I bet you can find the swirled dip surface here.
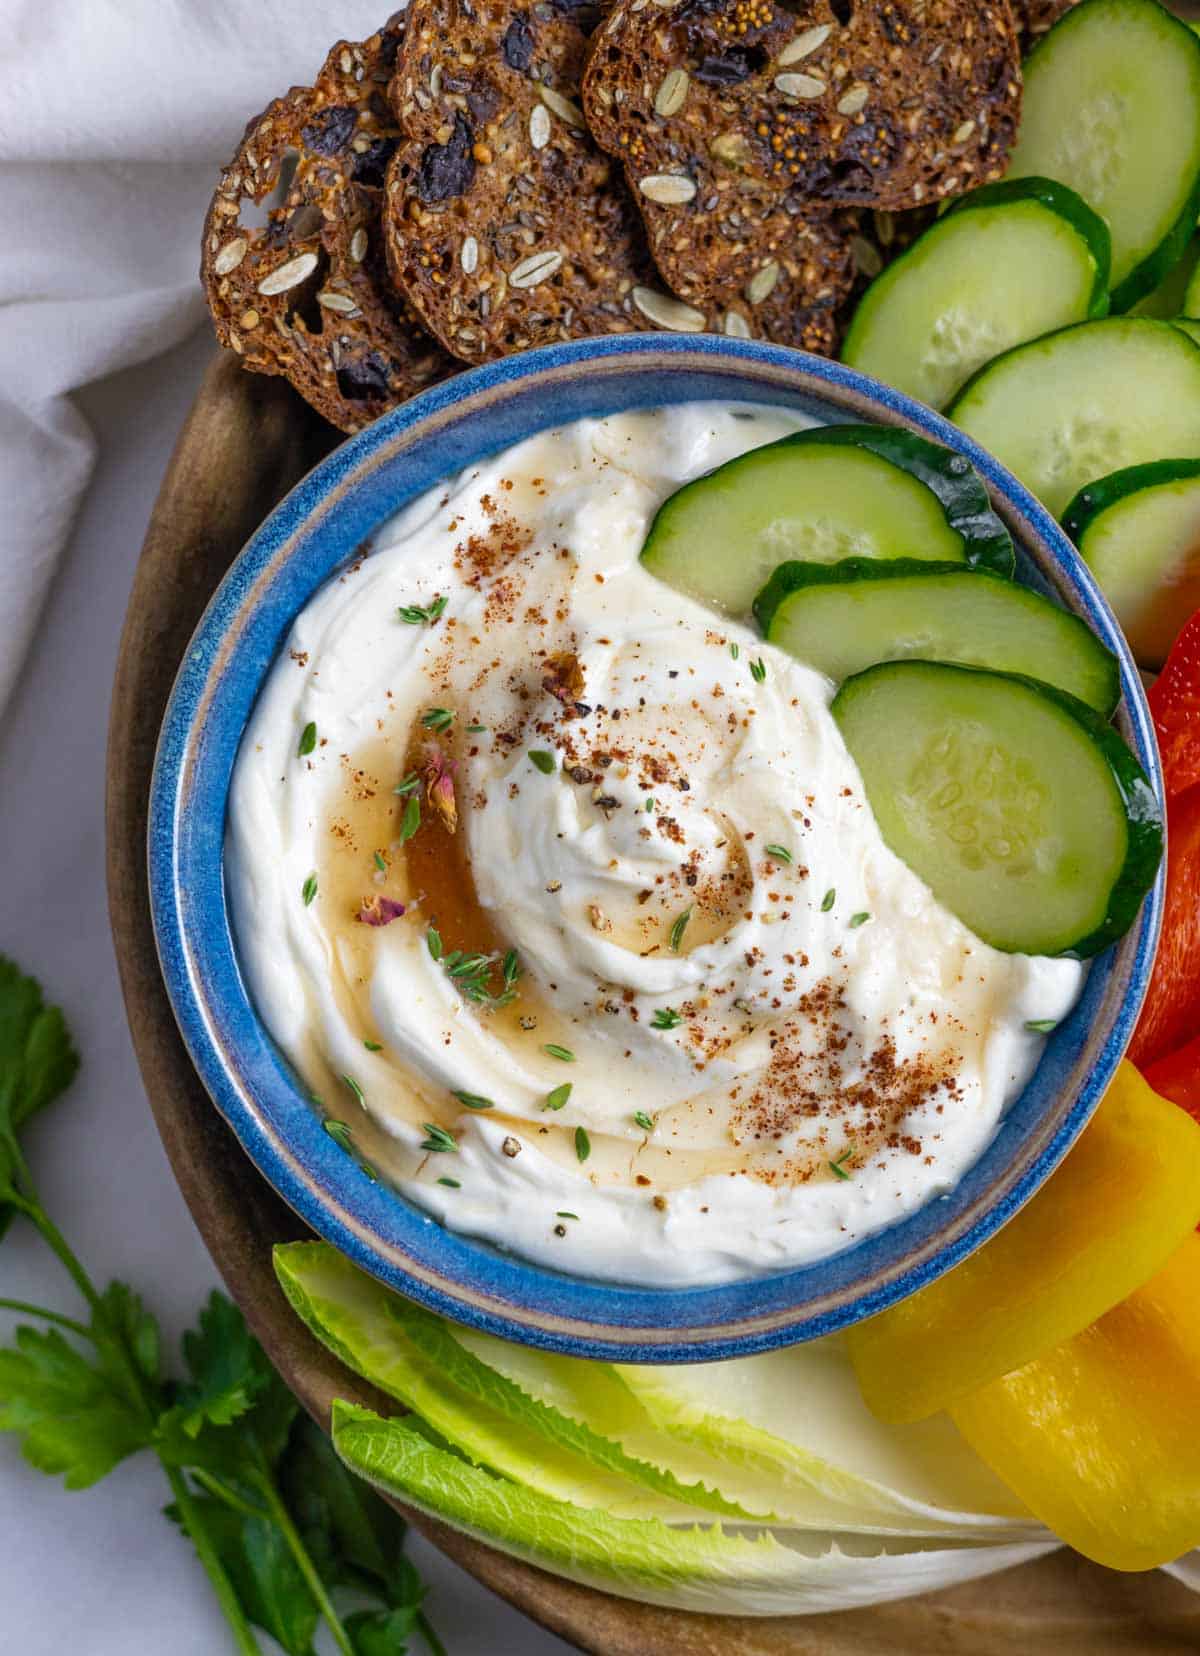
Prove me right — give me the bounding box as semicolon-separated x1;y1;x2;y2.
228;404;1083;1284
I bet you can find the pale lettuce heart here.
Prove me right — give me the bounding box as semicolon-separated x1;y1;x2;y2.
333;1401;1054;1617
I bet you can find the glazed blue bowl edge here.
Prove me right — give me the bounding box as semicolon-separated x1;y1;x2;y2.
148;334;1164;1363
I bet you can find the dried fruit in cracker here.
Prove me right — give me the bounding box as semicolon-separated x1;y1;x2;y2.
202;17;453;433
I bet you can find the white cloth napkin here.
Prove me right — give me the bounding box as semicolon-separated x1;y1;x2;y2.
0;0;390;720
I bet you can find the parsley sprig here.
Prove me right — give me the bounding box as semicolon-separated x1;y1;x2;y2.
0;957;444;1656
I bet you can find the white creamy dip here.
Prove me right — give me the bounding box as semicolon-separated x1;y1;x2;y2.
228;403;1084;1284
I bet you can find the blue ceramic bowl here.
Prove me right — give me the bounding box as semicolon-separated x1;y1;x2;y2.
150;335;1163;1362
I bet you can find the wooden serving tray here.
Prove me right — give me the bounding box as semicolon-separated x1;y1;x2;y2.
106;351;1200;1654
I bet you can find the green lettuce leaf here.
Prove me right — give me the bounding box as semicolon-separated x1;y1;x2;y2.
275;1241;746;1522
333;1401;1054;1616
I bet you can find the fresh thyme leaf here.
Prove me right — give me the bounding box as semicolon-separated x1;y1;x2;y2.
829;1147;854;1181
363;1040;383;1052
372;851;386;874
420;1124;457;1154
399;793;421;843
544;1083;572;1111
750;657;767;684
466;724;488;734
393;772;420;796
848;911;871;929
437;1177;461;1189
502;949;521;986
644;797;655;813
1025;1018;1059;1033
301;873;318;907
360;1162;378;1184
669;908;692;952
297;721;317;758
323;1119;354;1152
650;1007;681;1031
420;707;454;733
426;927;443;962
542;1043;575;1063
452;1090;495;1111
820;888;836;912
574;1126;591;1163
528;750;556;774
729;642;739;660
556;1211;579;1220
764;844;792;865
633;1111;655;1132
341;1075;366;1108
398;595;448;626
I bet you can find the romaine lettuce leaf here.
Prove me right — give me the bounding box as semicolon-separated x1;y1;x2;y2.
275;1242;747;1521
332;1401;1054;1616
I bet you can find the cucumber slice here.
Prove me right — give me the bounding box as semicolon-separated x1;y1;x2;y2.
1063;460;1200;668
1185;243;1200;318
832;661;1161;957
841;178;1110;410
948;318;1200;518
1007;0;1200;311
640;425;1014;616
1132;233;1200;320
757;560;1120;715
1174;317;1200;347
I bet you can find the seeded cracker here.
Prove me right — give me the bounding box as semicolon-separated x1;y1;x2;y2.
383;0;657;361
202;19;453;433
1012;0;1079;46
583;0;1023;247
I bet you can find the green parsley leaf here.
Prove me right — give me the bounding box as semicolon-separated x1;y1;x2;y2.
297;721;317;757
542;1044;575;1063
528;750;556;774
171;1291;270;1438
420;1124;457;1154
0;1321;151;1488
764;844;792;865
574;1126;591;1164
669;908;692;952
633;1111;654;1132
544;1083;572;1110
650;1007;681;1031
820;887;836;912
452;1090;494;1111
177;1498;319;1656
0;956;80;1231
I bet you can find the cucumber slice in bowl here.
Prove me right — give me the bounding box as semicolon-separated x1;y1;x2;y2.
756;560;1120;715
1007;0;1200;311
842;178;1111;410
832;662;1162;958
640;426;1014;616
948;318;1200;518
1063;459;1200;668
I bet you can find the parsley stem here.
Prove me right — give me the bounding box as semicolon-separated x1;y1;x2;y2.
417;1608;450;1656
190;1466;269;1521
0;1296;92;1338
168;1466;265;1656
253;1466;357;1656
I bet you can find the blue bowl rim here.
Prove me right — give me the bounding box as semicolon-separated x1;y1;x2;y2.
148;332;1163;1362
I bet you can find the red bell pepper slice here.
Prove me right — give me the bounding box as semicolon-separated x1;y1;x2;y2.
1129;783;1200;1071
1148;607;1200;799
1144;1033;1200;1125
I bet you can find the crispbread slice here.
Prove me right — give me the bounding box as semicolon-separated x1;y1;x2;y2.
382;0;655;361
202;18;452;433
632;182;858;350
583;0;1022;220
1013;0;1079;45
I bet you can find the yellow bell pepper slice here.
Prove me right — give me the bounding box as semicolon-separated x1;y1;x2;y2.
847;1063;1200;1422
951;1232;1200;1571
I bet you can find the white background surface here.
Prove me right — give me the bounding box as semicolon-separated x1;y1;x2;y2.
0;329;571;1656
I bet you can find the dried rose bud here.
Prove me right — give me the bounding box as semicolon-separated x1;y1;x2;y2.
542;650;586;713
358;895;407;927
423;741;458;833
